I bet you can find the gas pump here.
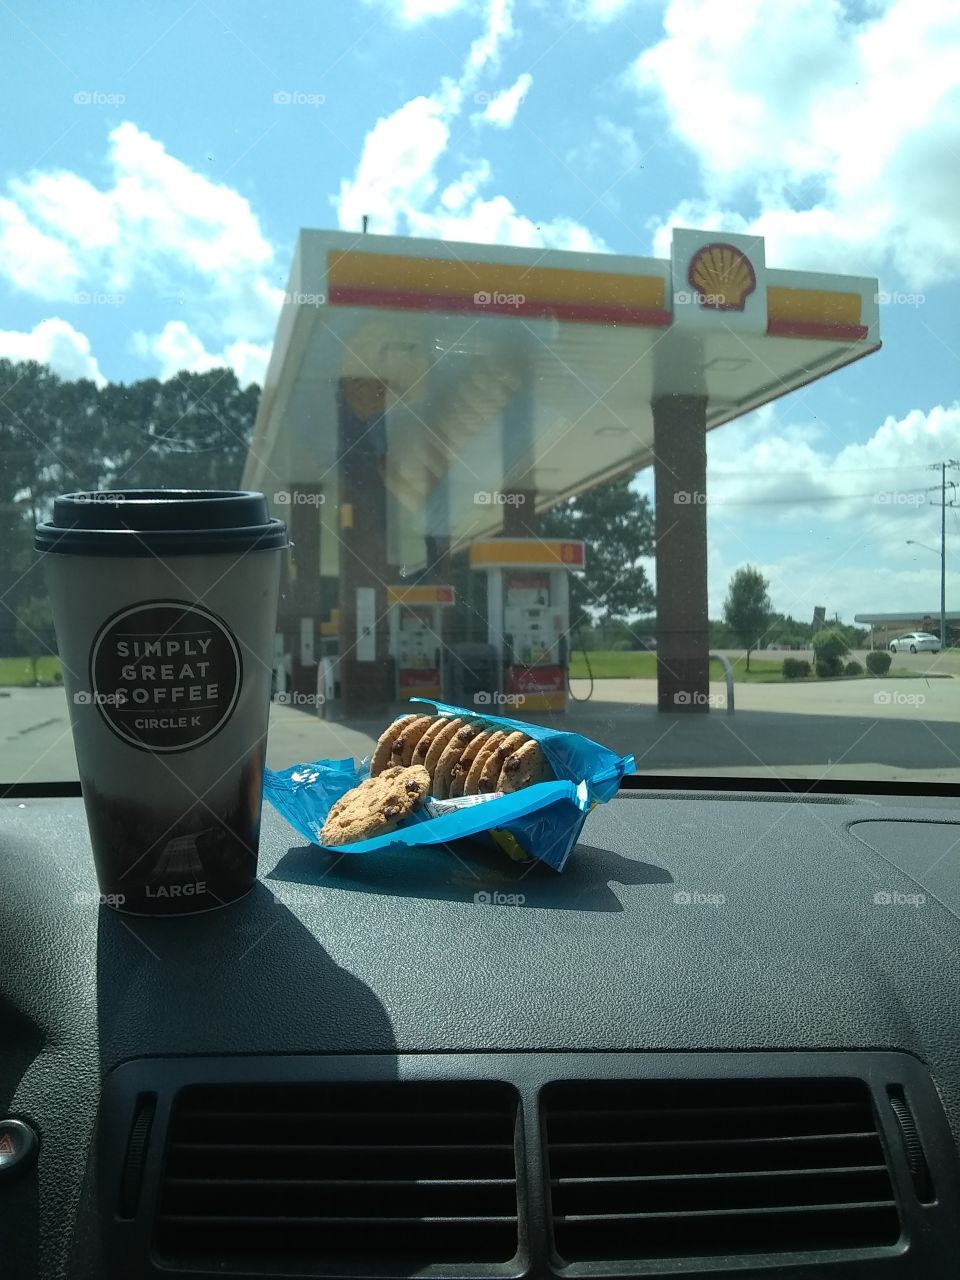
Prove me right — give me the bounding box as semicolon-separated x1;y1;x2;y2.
272;632;292;700
468;538;586;712
386;584;455;700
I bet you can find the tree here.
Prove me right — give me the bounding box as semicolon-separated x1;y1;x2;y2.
102;368;258;491
0;359;96;636
722;566;771;671
14;595;56;684
0;359;261;657
539;474;655;629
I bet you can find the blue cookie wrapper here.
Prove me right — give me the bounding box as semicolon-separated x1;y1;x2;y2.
262;698;635;872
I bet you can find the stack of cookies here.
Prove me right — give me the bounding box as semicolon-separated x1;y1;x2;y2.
317;712;552;848
369;712;550;798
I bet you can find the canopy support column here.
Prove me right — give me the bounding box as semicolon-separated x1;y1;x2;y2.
336;377;392;715
653;393;710;713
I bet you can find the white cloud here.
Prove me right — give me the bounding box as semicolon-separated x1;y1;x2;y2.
439;163;492;211
364;0;471;22
0;122;284;381
633;0;960;284
476;72;532;127
707;399;960;518
0;318;105;385
132;321;270;386
0;199;82;298
4;124;280;319
411;194;607;249
464;0;514;78
337;95;454;235
338;1;606;251
340;94;607;247
565;0;647;21
700;399;960;617
567;117;640;172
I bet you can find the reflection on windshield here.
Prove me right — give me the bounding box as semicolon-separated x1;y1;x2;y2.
2;0;959;786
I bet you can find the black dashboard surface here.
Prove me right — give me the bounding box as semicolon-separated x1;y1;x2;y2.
2;788;960;1278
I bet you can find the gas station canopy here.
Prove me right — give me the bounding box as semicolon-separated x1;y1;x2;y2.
244;226;880;570
244;226;880;715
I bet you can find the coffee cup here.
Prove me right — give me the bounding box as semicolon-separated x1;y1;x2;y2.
35;490;288;915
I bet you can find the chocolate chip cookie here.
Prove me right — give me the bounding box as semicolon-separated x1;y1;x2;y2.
432;721;484;798
369;715;420;776
422;717;468;778
461;729;507;795
496;739;551;793
410;714;455;767
319;764;430;846
397;714;438;765
448;727;497;797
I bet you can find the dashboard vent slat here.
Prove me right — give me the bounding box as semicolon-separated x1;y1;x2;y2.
543;1078;901;1263
156;1081;519;1272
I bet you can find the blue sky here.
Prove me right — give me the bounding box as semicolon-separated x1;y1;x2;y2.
1;0;959;619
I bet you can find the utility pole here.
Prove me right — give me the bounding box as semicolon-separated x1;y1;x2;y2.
922;460;959;651
941;462;947;651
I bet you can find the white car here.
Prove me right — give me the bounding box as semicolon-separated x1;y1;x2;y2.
889;632;940;654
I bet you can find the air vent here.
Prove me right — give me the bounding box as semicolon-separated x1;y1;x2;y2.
155;1080;519;1273
543;1077;901;1264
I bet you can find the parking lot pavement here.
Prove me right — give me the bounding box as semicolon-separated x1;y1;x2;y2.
3;674;959;785
0;687;76;785
567;674;960;721
0;687;384;786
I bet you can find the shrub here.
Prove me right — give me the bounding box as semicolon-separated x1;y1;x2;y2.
844;660;864;677
782;657;811;679
812;628;850;667
866;650;892;676
815;658;843;678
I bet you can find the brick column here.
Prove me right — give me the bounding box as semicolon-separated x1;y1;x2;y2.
653;393;710;712
337;377;392;714
500;383;535;536
285;482;323;698
501;490;537;536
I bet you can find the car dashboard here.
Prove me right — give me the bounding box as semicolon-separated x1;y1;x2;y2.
1;784;960;1279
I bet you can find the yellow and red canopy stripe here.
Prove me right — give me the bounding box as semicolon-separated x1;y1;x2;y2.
386;585;456;606
766;286;867;341
327;251;870;342
469;539;585;569
327;251;671;328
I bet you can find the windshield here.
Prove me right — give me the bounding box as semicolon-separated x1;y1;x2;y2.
2;0;958;787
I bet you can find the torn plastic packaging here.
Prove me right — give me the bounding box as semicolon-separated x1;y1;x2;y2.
262;699;635;871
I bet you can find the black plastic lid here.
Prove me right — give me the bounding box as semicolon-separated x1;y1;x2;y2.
35;490;288;557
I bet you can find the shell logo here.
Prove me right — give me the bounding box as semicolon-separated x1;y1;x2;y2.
687;243;757;312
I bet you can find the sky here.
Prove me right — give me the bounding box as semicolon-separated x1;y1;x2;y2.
1;0;959;621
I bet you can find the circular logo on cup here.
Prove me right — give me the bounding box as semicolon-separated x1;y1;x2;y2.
89;600;243;753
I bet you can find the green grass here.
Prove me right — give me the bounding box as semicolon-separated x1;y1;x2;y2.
0;656;62;686
0;649;935;687
568;650;924;683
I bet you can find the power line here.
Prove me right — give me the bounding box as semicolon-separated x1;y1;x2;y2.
707;463;956;479
704;489;930;506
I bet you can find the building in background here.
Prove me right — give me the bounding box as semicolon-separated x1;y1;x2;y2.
855;613;960;649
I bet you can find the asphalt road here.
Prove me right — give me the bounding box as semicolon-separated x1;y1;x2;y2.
3;663;959;785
